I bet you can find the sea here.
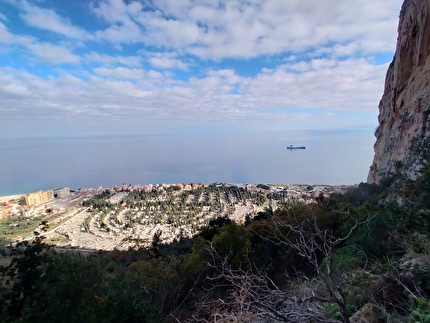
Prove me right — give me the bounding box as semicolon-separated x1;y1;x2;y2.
0;129;375;196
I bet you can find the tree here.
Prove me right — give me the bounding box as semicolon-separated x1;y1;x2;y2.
185;242;339;322
186;206;370;322
268;208;365;323
0;236;53;320
151;229;163;256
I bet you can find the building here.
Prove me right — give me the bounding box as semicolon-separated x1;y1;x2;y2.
53;187;70;199
25;190;54;207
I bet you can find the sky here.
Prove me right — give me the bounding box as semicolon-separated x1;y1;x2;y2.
0;0;404;138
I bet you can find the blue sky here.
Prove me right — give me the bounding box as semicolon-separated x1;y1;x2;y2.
0;0;403;137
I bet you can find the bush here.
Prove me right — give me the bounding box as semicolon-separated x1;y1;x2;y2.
410;297;430;323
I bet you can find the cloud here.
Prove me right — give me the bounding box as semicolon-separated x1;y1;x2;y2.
92;66;174;91
91;0;146;43
0;21;33;45
0;0;403;136
147;52;189;70
93;66;146;80
90;0;143;23
94;19;143;44
140;15;202;49
0;20;80;65
0;54;386;129
88;0;402;60
11;0;91;40
29;42;81;64
239;58;388;111
85;52;142;67
1;0;403;62
0;70;31;98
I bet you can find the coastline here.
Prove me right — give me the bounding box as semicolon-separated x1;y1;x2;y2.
0;194;24;203
0;182;353;204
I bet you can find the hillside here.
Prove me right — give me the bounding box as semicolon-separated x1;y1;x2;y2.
2;178;430;322
2;0;430;322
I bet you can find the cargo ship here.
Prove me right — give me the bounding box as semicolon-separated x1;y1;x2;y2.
287;145;306;149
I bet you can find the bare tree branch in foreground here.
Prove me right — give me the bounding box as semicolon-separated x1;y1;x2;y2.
184;242;339;322
267;209;372;323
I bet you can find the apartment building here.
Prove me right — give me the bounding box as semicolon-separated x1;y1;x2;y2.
25;190;54;207
54;187;70;199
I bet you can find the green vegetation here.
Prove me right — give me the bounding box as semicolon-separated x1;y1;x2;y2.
0;216;42;241
2;149;430;321
411;297;430;322
77;184;290;240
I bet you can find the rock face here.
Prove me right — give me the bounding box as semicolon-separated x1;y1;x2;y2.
368;0;430;183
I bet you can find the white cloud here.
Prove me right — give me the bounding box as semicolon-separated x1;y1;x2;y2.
93;66;145;80
0;20;80;65
147;52;188;70
79;0;403;62
29;42;80;64
92;66;175;91
90;0;143;23
1;0;403;61
238;58;388;111
140;16;202;48
315;43;361;58
94;19;143;44
0;71;31;98
0;0;403;136
0;21;32;45
88;0;401;59
0;54;387;130
85;52;142;67
13;0;91;40
91;0;146;43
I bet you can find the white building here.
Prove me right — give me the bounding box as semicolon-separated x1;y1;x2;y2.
54;187;70;199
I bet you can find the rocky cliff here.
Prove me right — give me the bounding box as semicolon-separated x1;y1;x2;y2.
368;0;430;184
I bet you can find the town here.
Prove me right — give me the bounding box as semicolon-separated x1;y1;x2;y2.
0;183;349;250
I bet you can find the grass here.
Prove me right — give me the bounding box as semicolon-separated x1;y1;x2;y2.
0;216;42;241
46;235;70;244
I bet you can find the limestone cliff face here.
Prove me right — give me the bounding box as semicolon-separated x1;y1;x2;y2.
368;0;430;183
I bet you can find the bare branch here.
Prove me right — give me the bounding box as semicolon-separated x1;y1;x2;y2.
184;242;340;322
254;206;373;323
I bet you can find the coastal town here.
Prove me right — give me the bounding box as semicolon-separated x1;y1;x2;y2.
0;183;349;251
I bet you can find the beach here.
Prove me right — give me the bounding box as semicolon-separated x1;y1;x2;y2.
0;194;23;203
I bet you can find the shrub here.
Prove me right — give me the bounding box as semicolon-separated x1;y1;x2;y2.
410;297;430;323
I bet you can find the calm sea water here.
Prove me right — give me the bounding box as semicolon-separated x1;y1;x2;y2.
0;130;375;195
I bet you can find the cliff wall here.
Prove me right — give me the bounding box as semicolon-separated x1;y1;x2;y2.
368;0;430;183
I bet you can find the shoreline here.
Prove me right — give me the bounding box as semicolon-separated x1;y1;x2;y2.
0;182;355;205
0;194;24;203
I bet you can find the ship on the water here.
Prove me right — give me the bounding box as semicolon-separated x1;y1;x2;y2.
287;145;306;150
